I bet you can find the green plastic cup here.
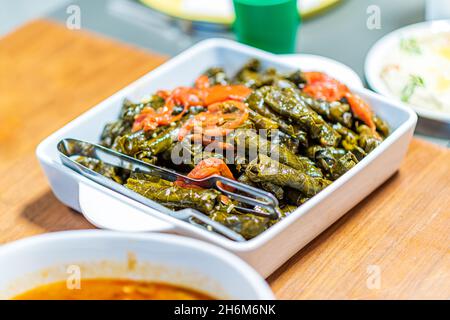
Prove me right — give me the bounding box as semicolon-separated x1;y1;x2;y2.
233;0;300;54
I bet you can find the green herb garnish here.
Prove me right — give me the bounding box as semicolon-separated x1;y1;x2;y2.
401;75;425;102
400;38;422;55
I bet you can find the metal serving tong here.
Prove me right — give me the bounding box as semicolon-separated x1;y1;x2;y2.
57;138;280;242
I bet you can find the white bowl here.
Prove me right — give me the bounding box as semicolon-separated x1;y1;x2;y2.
0;230;274;300
365;19;450;124
36;38;417;277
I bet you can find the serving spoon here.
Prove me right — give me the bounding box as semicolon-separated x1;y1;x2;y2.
57;138;280;242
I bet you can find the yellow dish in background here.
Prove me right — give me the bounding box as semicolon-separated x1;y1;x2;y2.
139;0;341;25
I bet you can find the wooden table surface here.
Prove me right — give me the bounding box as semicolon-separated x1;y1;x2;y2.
1;20;449;299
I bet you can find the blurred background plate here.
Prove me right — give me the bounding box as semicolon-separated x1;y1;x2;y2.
139;0;341;25
365;19;450;141
365;20;450;125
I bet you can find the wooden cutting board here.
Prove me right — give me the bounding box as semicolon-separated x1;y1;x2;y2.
0;20;449;299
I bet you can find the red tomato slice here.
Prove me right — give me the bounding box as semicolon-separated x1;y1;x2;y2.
204;85;252;105
195;75;210;90
133;83;252;133
178;100;248;141
175;158;235;192
344;93;376;131
303;71;376;131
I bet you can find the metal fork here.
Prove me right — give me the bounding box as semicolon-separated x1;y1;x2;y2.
57;139;280;241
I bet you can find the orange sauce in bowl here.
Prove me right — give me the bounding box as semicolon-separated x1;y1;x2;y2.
13;279;214;300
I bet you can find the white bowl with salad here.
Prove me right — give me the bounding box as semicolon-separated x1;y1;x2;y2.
365;20;450;124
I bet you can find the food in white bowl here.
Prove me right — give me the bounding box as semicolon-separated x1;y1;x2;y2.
380;32;450;115
68;58;391;241
13;279;212;300
366;20;450;123
37;39;417;276
0;231;274;300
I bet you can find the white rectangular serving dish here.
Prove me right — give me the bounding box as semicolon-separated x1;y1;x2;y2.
36;39;417;277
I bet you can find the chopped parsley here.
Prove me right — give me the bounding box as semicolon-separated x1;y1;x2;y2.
400;38;422;55
401;75;425;102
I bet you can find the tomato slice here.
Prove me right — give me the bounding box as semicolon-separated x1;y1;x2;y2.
178;100;249;142
303;71;376;131
132;81;252;133
344;93;376;131
204;85;252;105
175;158;235;192
187;158;235;180
303;71;348;102
195;75;210;90
132;87;202;132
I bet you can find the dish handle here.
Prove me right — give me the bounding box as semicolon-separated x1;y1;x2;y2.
78;182;175;233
